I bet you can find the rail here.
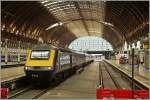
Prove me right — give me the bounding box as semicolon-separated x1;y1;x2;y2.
98;61;104;88
8;86;33;99
104;60;149;90
103;62;122;89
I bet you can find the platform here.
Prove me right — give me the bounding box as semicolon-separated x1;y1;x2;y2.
1;66;25;83
105;60;149;89
110;59;148;79
1;62;25;68
39;62;99;99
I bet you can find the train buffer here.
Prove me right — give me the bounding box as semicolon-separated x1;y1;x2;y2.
96;88;149;99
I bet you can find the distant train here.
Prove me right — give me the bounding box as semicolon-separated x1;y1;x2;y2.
24;44;93;81
1;47;26;63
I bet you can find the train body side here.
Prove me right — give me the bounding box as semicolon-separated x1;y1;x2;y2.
54;49;86;74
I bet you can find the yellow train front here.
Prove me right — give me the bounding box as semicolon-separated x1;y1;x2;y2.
24;44;86;81
25;44;57;80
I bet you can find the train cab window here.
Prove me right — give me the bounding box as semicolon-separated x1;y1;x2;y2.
30;51;50;60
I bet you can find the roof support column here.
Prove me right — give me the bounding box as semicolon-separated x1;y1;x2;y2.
4;39;8;64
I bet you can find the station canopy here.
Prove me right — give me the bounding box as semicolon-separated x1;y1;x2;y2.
1;1;149;49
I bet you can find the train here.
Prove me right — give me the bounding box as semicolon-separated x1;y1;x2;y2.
24;43;93;81
116;50;129;64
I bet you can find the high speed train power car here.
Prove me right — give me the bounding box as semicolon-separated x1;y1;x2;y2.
24;43;92;81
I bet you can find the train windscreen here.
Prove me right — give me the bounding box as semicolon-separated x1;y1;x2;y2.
31;51;50;60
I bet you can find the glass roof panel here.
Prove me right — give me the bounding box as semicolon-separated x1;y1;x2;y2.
68;36;113;51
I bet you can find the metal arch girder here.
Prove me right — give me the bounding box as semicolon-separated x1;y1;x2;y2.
73;1;91;36
2;1;59;44
63;18;122;37
62;18;123;45
104;1;149;46
45;19;122;47
127;23;149;44
102;34;119;49
44;19;79;48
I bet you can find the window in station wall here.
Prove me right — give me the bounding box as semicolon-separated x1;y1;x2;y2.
68;36;113;51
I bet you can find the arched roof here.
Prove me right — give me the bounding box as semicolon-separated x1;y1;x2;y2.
1;1;149;49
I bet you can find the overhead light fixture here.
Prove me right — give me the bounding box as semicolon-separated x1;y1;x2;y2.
103;22;114;27
88;31;101;33
16;30;19;35
43;1;58;6
38;37;44;43
2;25;5;30
59;22;63;26
41;0;48;4
46;22;63;30
99;21;114;27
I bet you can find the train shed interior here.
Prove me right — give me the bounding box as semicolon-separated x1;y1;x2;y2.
1;1;149;48
1;0;149;99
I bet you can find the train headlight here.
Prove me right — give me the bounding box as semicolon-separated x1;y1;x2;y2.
25;66;32;70
25;67;28;70
48;67;51;70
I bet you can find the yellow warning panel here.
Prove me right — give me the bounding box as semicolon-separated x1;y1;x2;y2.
25;49;56;67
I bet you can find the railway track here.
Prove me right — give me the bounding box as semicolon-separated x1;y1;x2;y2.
9;86;52;99
8;69;76;99
99;61;131;89
8;86;33;99
104;62;131;89
8;79;63;99
105;61;149;90
99;61;116;89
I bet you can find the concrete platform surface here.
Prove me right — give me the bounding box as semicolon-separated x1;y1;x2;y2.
1;61;25;66
39;62;99;99
110;59;148;79
1;66;25;82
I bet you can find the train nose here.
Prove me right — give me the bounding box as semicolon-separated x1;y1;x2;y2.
32;74;38;77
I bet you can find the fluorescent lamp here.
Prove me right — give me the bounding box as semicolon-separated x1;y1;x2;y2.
46;22;63;30
44;1;58;6
41;0;48;4
99;21;114;27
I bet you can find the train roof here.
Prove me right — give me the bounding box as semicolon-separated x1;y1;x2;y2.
32;43;57;50
31;43;85;55
59;47;85;55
